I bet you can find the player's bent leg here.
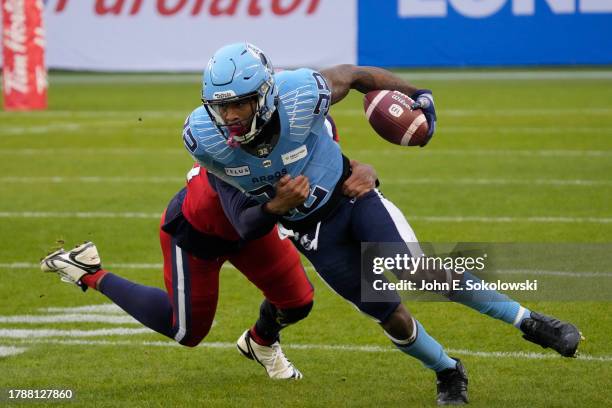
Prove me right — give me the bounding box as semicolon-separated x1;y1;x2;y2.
352;190;582;358
41;241;177;340
160;227;222;347
297;193;467;404
230;227;313;379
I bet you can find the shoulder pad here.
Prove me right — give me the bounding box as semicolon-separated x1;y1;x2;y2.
276;69;331;139
183;106;233;163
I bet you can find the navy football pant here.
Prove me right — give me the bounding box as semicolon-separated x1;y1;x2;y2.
99;215;314;347
289;189;417;323
158;224;314;346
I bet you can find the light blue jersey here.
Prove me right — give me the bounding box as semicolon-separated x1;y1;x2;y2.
184;69;344;223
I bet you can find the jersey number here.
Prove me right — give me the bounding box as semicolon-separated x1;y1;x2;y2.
183;127;197;153
296;185;329;215
312;72;331;116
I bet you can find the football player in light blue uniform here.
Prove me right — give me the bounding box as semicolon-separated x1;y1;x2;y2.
184;43;582;405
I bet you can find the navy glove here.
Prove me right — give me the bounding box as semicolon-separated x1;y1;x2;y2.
410;89;436;146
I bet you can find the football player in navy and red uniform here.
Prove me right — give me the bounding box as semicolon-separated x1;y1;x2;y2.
40;118;378;380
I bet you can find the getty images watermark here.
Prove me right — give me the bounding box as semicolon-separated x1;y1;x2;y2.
371;253;538;292
360;243;612;302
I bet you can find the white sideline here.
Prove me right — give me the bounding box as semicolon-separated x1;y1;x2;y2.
2;176;610;187
0;346;28;357
0;212;611;223
1;338;610;363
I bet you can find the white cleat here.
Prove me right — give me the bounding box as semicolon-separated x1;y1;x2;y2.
40;241;102;288
236;330;303;380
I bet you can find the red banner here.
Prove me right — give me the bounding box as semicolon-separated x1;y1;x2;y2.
2;0;47;111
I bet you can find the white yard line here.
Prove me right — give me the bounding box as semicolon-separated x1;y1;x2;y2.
351;149;612;158
1;212;609;223
0;176;184;184
2;338;609;362
4;262;610;279
1;176;610;187
0;211;161;219
0;328;153;338
338;126;612;135
497;269;612;278
0;147;610;158
41;304;125;314
332;107;612;117
0;148;184;155
0;346;28;357
0;314;140;324
408;215;612;224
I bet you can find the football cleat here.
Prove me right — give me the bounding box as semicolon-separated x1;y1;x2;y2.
236;330;302;380
40;242;102;290
436;358;468;406
520;312;583;357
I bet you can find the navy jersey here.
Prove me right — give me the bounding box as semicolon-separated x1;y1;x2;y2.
184;69;345;224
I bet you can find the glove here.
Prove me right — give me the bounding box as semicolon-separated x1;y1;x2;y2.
410;89;436;146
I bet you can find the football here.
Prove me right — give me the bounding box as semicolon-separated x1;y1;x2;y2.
364;90;429;146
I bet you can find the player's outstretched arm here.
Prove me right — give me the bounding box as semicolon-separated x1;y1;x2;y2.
320;64;418;105
320;65;436;142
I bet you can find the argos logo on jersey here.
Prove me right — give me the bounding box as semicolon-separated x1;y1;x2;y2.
252;168;288;183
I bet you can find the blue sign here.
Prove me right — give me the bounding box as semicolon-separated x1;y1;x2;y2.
358;0;612;66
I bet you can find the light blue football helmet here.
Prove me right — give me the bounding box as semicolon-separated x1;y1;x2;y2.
202;42;278;144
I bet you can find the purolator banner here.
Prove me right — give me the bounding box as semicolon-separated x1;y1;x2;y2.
37;0;357;71
2;0;47;110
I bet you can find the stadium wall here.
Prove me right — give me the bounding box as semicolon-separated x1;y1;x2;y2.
1;0;611;70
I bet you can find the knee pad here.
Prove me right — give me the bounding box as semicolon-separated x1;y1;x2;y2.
277;301;313;326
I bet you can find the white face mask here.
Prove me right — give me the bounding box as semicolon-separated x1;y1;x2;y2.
204;81;274;145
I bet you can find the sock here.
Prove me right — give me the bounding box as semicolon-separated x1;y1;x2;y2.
80;269;108;289
98;273;174;338
252;299;282;345
449;272;531;328
250;325;275;346
390;319;457;372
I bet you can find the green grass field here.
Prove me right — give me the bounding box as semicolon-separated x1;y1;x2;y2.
1;70;611;407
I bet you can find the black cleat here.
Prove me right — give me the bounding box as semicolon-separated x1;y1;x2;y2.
436;358;468;406
520;312;583;357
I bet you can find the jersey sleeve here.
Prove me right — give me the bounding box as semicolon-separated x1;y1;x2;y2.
207;173;280;241
277;68;332;142
182;107;232;168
